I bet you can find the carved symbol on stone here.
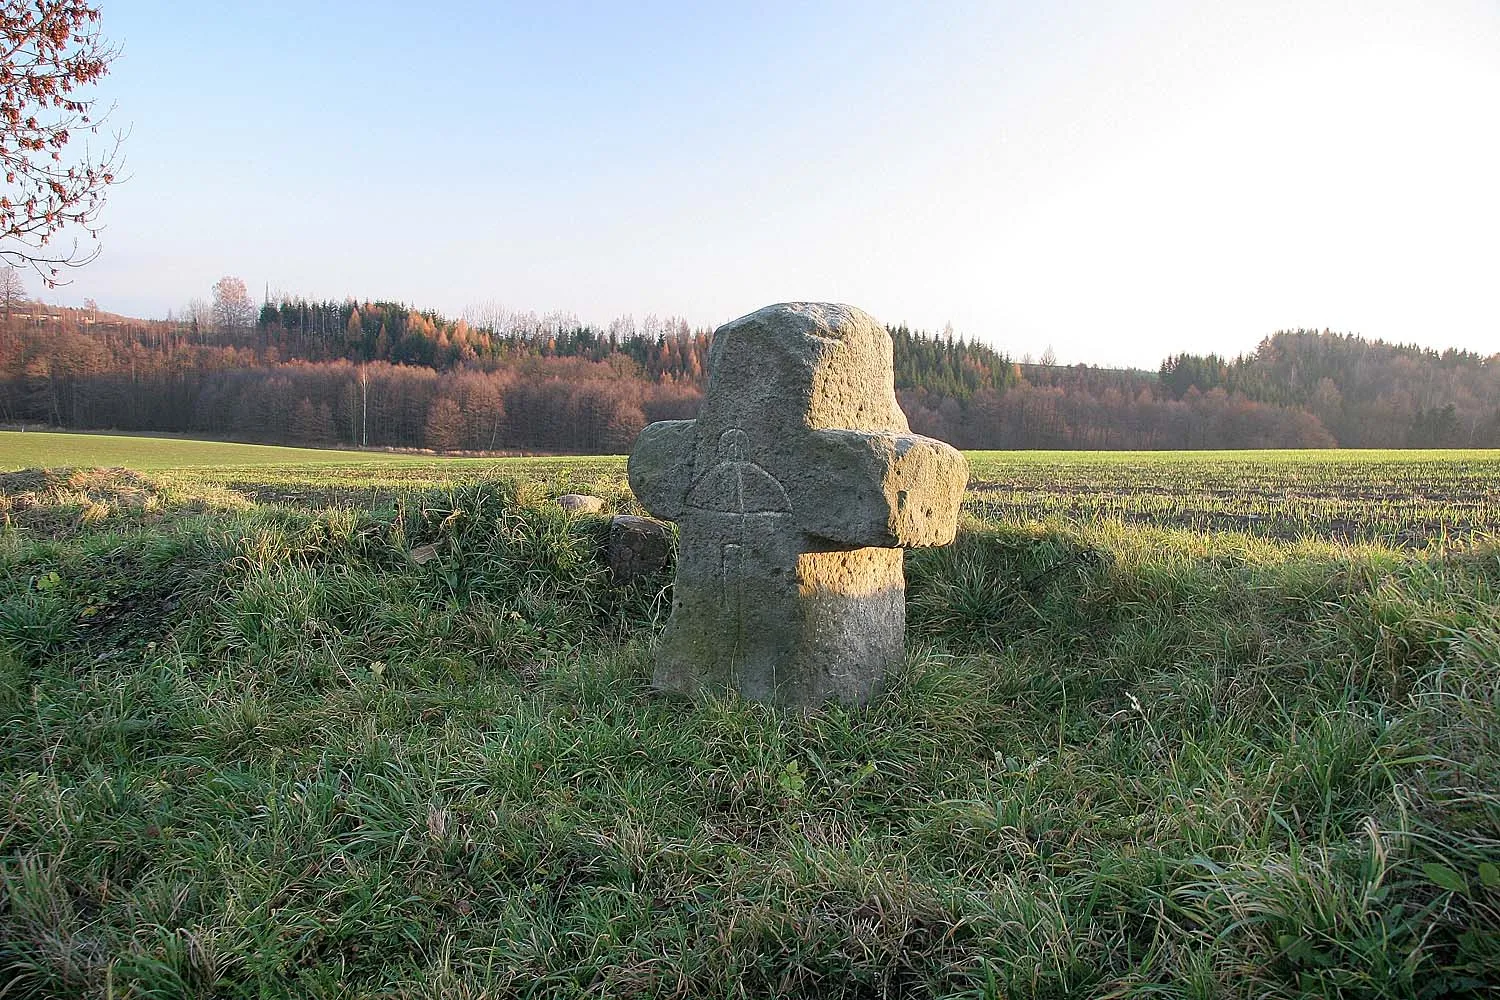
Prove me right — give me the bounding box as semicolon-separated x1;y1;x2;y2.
684;428;791;684
720;541;745;679
685;428;791;514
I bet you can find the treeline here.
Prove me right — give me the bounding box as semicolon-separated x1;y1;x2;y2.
2;333;700;454
901;380;1334;450
1160;331;1500;447
225;298;714;384
2;297;1496;452
889;324;1333;448
1;298;710;452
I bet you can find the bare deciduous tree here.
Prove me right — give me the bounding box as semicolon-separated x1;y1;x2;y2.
0;266;26;320
185;297;212;340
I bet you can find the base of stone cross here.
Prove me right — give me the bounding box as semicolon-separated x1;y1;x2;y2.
650;545;906;708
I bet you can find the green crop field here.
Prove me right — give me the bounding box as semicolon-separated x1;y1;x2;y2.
0;430;499;471
2;436;1498;997
7;432;1499;545
964;449;1500;546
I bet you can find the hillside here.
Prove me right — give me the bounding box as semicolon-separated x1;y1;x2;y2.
1162;331;1500;447
2;298;1495;452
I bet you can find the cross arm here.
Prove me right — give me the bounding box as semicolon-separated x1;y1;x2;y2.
627;419;698;520
790;430;968;548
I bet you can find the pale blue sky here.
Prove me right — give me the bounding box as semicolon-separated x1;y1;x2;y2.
36;0;1500;366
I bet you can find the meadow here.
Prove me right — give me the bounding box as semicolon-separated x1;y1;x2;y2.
0;430;449;471
1;434;1498;997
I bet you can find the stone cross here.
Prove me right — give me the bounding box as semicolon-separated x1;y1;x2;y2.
628;302;968;708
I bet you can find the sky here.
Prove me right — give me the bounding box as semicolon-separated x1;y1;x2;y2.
28;0;1500;367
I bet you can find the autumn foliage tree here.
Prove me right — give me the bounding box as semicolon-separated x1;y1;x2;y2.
422;396;464;451
0;1;123;284
211;276;253;335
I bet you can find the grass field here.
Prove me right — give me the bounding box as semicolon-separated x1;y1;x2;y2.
7;432;1499;545
964;449;1500;546
0;430;461;471
2;437;1498;997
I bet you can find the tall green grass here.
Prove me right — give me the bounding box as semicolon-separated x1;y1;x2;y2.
0;466;1496;998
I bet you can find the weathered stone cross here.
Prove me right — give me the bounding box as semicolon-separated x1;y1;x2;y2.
628;302;968;708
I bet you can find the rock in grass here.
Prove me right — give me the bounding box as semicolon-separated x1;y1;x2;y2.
627;302;968;709
608;514;672;580
555;493;605;514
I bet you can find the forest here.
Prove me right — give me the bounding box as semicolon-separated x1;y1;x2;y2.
2;292;1496;452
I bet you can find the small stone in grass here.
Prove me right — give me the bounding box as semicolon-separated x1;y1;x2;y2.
556;493;606;514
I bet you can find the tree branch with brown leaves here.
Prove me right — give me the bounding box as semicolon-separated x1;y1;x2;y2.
0;0;124;286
